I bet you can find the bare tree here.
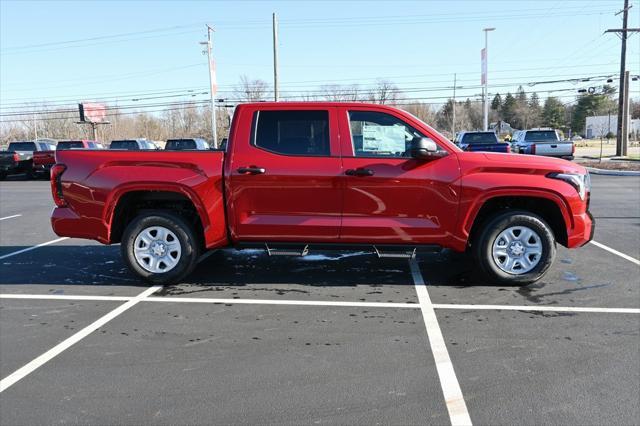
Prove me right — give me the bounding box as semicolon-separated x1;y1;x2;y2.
234;75;270;102
320;84;361;101
368;79;399;104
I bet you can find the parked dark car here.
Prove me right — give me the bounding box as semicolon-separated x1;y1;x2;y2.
0;141;56;180
454;131;511;153
164;138;210;151
109;139;157;150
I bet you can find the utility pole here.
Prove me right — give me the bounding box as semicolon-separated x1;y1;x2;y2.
605;0;639;156
201;25;218;147
482;27;495;131
273;13;279;101
622;70;630;155
452;73;456;137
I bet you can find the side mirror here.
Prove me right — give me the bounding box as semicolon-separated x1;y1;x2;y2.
410;137;442;159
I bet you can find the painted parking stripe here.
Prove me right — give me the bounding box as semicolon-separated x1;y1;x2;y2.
144;296;418;309
0;294;131;302
0;214;22;221
431;304;640;314
2;293;639;314
0;237;69;261
590;240;640;266
410;260;472;426
0;285;161;393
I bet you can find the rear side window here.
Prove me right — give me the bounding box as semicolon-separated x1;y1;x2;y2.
166;139;197;150
57;141;84;150
525;131;558;141
253;110;330;156
8;142;36;151
461;133;498;144
110;141;139;150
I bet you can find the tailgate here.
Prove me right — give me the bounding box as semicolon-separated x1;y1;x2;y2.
533;142;573;156
33;151;56;166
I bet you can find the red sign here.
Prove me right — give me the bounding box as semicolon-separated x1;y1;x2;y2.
79;102;107;123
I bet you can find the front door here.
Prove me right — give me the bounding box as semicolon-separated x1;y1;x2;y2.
337;107;460;245
227;106;343;242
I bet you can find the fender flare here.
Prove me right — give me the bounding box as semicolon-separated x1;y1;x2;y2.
104;182;210;243
461;188;573;238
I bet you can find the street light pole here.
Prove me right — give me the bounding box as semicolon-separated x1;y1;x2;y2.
201;25;218;147
482;27;495;131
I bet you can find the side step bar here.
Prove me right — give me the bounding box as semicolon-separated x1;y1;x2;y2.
374;246;417;259
265;243;309;257
235;242;440;258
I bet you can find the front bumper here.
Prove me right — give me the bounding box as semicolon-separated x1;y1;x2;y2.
568;210;595;248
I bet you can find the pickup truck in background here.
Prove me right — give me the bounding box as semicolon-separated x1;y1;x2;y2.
1;141;56;180
109;139;158;150
50;102;593;286
512;129;574;160
454;131;511;153
165;138;210;150
33;140;105;178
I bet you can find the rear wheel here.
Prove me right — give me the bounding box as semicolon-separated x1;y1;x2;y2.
472;210;556;285
121;212;199;285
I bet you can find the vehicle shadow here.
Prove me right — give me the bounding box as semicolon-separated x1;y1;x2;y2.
0;245;416;289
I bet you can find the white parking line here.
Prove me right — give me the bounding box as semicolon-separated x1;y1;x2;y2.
590;240;640;266
409;260;472;426
0;285;161;393
0;294;131;302
144;296;418;309
0;237;69;261
2;293;639;314
0;214;22;221
432;304;640;314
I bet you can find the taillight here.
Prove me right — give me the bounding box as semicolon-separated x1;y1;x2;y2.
531;144;536;155
13;153;19;162
572;143;576;155
50;164;67;207
506;145;511;153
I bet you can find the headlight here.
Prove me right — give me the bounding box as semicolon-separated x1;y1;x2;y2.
547;172;591;200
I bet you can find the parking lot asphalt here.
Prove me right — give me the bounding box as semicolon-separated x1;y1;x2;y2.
0;175;639;425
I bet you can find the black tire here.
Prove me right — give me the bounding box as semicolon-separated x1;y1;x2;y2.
472;210;556;285
121;212;200;285
0;172;6;181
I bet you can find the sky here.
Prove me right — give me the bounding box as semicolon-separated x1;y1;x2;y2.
1;0;639;115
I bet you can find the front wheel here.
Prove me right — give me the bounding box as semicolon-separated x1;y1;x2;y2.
121;212;200;285
472;210;556;285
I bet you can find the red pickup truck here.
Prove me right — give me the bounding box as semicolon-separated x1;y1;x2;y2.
50;102;593;285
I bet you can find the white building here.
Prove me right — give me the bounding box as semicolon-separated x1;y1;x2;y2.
585;115;640;139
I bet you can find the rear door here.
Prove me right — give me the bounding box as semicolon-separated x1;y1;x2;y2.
337;106;460;245
226;106;343;242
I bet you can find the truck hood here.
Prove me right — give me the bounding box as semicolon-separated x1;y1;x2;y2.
457;151;586;175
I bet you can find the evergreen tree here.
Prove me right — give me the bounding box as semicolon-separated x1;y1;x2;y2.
542;97;566;129
501;93;517;127
491;93;502;111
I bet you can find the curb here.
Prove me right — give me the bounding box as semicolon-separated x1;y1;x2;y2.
585;167;640;176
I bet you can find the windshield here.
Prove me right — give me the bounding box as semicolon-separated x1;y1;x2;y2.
525;131;558;141
7;142;36;151
109;141;140;150
57;141;84;150
461;133;498;144
166;139;197;150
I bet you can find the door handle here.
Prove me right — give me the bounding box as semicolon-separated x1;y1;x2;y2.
345;168;374;177
237;166;266;175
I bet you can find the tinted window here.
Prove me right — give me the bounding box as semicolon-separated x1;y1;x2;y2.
166;139;197;150
109;141;140;150
525;131;558;141
8;142;36;151
461;132;498;144
57;141;84;150
348;111;428;157
254;110;330;156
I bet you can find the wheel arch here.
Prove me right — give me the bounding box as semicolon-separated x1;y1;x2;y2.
464;192;571;248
